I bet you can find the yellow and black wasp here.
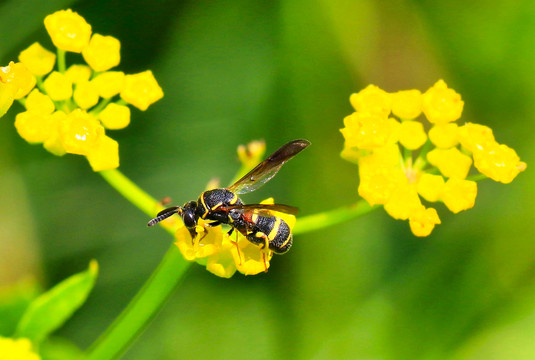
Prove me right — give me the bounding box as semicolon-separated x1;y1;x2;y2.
148;139;310;254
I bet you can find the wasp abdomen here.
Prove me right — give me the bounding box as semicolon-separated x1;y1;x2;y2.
248;215;293;254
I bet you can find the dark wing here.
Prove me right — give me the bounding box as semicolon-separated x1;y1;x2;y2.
226;203;299;216
228;139;310;195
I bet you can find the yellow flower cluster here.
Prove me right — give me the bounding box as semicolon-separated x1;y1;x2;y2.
173;198;296;278
1;9;163;171
0;337;40;360
341;80;526;236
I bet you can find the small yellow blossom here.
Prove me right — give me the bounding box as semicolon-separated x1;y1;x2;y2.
422;79;464;125
237;140;266;170
416;173;445;202
409;206;441;237
398;120;427;150
98;103;131;129
458;122;495;153
25;89;55;115
358;144;405;205
0;336;41;360
232;239;273;276
0;82;15;117
43;71;73;101
441;178;477;213
73;81;100;109
44;9;92;53
43;111;68;156
206;239;238;278
65;64;92;84
86;135;119;171
14;111;55;143
59;109;104;155
120;71;163;110
391;89;422;119
18;42;56;76
350;84;392;117
384;182;421;220
0;62;36;99
429;123;459;148
427;147;472;179
82;34;121;72
472;142;527;184
340;111;395;150
91;71;125;98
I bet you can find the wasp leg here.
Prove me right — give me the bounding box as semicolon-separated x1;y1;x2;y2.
230;230;242;265
205;221;222;227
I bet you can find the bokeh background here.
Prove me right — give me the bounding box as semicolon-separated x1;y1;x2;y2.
1;0;534;359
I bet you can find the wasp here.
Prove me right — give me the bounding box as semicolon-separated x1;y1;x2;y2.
147;139;310;254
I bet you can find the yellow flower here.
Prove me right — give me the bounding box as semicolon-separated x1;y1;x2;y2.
120;71;163;110
0;336;41;360
350;84;392;117
0;82;15;117
384;182;422;220
422;79;464;124
391;89;422;119
429;123;459;148
427;147;472;179
416;173;445;202
340;111;395;150
59;109;104;155
73;81;100;109
342;81;525;237
232;238;273;276
86;135;119;171
472;142;527;184
82;34;121;72
18;42;56;76
458;122;495;153
0;61;36;99
398;120;427;150
205;239;238;278
14;111;55;143
358;144;406;205
91;71;125;98
43;111;68;156
65;64;92;84
44;9;92;53
98;103;131;129
409;206;441;237
441;178;477;213
175;219;222;260
25;89;55;115
237;140;266;170
43;71;73;101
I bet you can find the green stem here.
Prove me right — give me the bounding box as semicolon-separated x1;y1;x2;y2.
85;169;192;360
90;97;112;116
293;200;378;235
57;49;66;73
467;173;488;182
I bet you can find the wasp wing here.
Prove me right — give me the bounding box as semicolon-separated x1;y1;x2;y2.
228;139;310;195
225;203;299;216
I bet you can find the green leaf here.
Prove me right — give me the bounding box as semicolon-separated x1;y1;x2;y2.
0;279;41;336
14;260;98;344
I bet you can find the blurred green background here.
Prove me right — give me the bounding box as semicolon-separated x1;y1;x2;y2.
1;0;534;359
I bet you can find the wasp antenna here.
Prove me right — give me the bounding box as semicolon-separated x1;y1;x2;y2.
147;207;180;227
